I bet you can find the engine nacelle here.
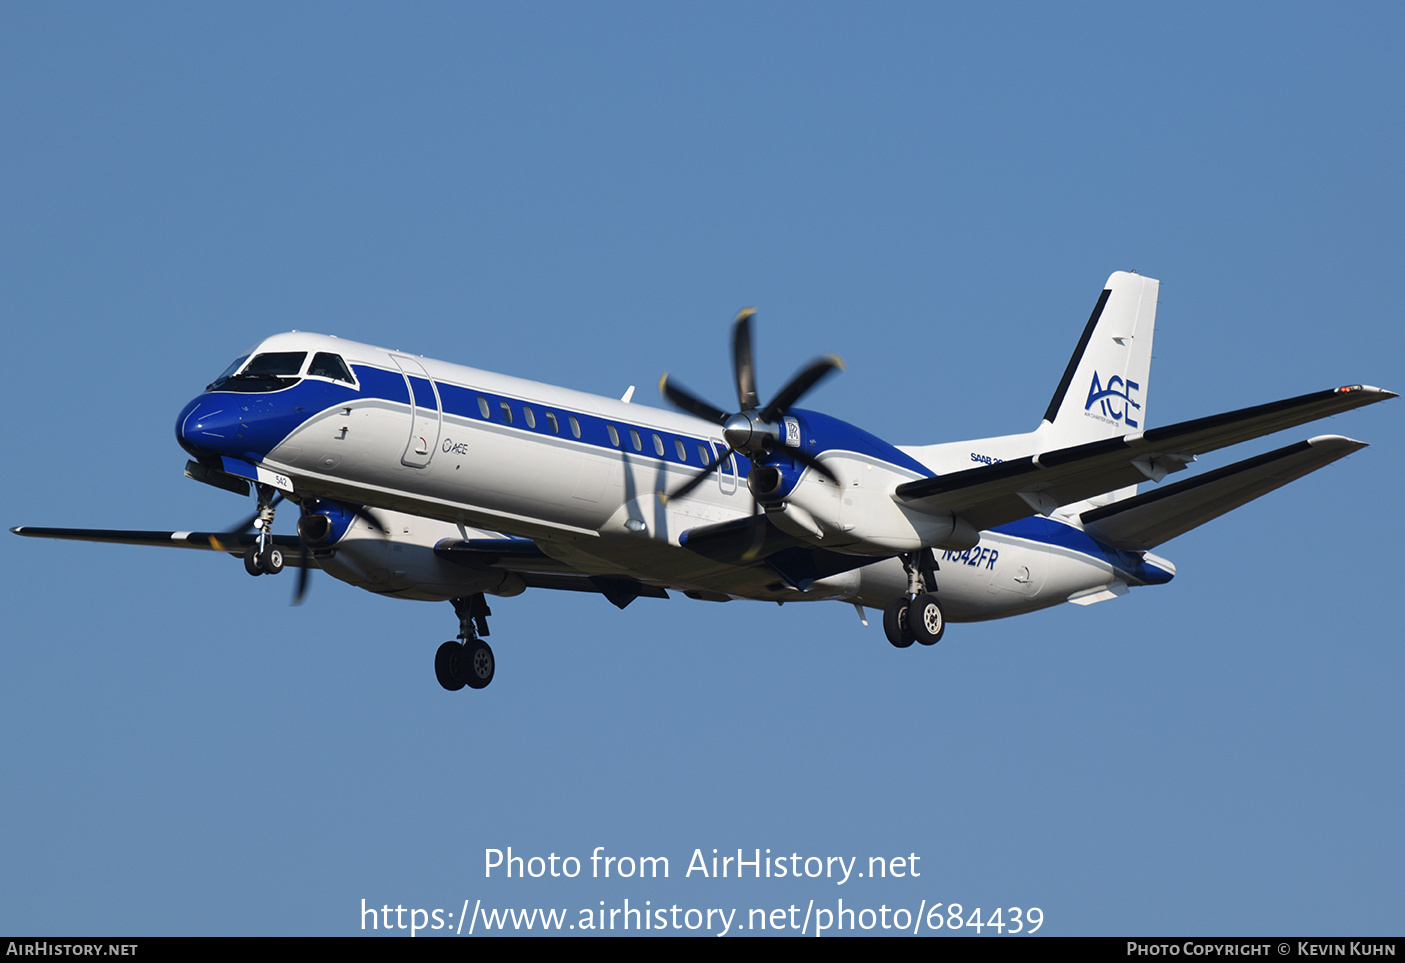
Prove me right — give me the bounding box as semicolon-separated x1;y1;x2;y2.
778;457;982;555
299;500;527;601
296;497;359;548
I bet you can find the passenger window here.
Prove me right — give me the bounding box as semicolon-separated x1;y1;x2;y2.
569;416;581;439
545;411;559;434
652;433;664;457
607;424;620;447
308;352;354;384
697;443;710;464
524;406;536;429
629;428;642;451
500;401;513;425
478;396;490;418
675;439;687;461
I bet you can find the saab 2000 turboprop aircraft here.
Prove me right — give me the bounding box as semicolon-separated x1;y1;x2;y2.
13;272;1394;692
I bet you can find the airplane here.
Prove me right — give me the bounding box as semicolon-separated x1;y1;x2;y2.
12;271;1395;692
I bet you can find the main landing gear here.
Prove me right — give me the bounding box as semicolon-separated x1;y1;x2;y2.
435;594;496;691
241;484;285;577
882;551;945;649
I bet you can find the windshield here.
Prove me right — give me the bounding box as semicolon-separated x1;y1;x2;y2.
208;354;249;389
207;351;307;392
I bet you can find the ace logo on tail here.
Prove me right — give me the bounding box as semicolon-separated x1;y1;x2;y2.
1085;372;1142;427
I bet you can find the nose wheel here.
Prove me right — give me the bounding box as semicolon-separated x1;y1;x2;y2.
436;594;497;691
243;542;284;576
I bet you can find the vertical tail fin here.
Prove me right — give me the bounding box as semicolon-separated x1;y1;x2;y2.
1038;271;1159;449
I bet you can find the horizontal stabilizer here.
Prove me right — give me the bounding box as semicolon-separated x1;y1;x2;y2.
1079;435;1367;551
895;385;1394;531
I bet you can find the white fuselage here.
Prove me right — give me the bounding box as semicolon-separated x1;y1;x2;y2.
181;331;1151;616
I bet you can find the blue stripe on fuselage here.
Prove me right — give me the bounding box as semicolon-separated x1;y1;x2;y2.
190;358;935;484
991;515;1173;585
338;367;922;480
190;364;757;475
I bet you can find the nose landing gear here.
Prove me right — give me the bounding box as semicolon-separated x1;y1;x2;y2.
435;594;496;691
240;484;286;576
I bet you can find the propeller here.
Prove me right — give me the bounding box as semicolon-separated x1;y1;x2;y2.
658;308;844;557
291;545;313;603
211;492;385;605
205;491;284;554
290;501;388;605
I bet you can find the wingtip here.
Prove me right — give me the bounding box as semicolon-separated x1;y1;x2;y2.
1305;434;1369;452
1335;384;1397;400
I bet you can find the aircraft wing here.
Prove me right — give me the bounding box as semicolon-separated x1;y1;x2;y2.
673;514;878;591
894;385;1394;532
9;527;304;557
13;525;674;609
431;537;671;607
1078;435;1366;551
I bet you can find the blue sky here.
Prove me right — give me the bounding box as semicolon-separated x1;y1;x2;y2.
2;3;1400;936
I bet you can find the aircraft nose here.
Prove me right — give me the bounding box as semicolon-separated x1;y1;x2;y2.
176;394;244;458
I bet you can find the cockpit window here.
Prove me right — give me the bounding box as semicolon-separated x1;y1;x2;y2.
208;351;307;393
244;352;307;376
209;354;250;389
308;352;355;384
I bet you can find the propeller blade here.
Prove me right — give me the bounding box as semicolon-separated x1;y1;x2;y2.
222;491;284;540
732;308;759;412
758;355;844;424
659;374;728;425
740;498;768;562
759;435;840;484
292;542;312;605
225;511;259;536
349;504;388;536
659;446;732;504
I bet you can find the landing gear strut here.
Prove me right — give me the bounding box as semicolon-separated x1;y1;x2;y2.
882;550;945;648
242;484;285;576
435;594;495;691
